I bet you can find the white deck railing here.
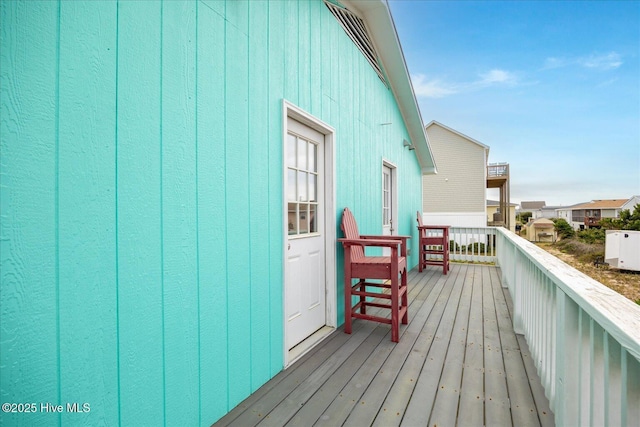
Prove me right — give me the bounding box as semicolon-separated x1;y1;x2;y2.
448;226;497;263
494;227;640;426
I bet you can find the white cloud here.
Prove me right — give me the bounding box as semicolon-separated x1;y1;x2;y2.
543;57;567;70
411;69;521;99
478;69;518;86
543;51;623;71
411;74;458;98
579;52;622;70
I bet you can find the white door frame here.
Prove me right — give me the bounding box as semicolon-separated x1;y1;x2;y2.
382;159;398;236
282;100;336;367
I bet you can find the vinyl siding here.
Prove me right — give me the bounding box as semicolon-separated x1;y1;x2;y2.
422;124;486;213
0;1;423;425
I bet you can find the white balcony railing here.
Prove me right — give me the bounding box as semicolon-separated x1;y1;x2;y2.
448;226;497;263
493;227;640;426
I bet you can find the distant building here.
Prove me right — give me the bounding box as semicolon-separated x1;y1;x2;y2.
534;205;565;220
421;121;490;227
487;200;517;233
524;218;556;242
556;203;586;225
568;197;640;229
520;201;546;211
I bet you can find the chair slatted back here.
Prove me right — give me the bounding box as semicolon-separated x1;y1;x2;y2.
341;208;365;260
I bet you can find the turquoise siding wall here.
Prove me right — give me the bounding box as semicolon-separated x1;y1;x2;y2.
0;1;423;425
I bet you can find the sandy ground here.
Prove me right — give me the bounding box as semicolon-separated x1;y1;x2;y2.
536;243;640;304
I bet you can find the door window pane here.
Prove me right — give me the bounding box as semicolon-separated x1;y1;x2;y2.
297;171;308;202
287;169;296;201
288;203;298;235
309;174;316;202
309;142;317;172
287;134;297;167
299;204;308;233
309;204;317;233
297;138;307;169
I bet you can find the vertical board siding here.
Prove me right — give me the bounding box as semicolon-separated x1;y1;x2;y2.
116;1;164;425
0;2;60;426
248;0;272;392
57;1;119;425
224;0;252;409
1;1;425;425
197;0;229;422
161;2;199;425
267;0;286;378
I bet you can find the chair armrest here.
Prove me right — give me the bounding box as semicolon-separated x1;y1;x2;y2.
360;234;411;241
341;235;409;257
361;235;410;256
337;238;403;249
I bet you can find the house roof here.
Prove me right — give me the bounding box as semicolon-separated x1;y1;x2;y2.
555;203;588;210
426;121;490;155
572;199;630;210
527;218;555;228
340;0;437;174
520;201;546;210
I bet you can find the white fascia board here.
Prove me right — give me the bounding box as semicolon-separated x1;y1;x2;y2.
343;0;437;175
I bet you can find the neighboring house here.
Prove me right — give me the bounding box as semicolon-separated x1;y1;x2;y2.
556;203;586;224
524;218;557;242
422;121;490;227
621;195;640;212
519;201;546;218
0;1;436;426
487;200;517;233
534;205;565;219
569;199;633;229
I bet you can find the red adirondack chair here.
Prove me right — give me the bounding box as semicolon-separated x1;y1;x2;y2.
416;211;450;274
337;207;410;343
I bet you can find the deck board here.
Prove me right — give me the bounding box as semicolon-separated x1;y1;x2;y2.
313;269;443;427
457;264;486;426
398;263;468;427
424;264;474;427
483;265;512;426
373;266;463;426
213;264;555;427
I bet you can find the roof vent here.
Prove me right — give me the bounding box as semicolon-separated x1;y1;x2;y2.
324;1;387;86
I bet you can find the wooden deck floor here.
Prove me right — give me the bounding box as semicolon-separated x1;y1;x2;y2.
214;264;555;427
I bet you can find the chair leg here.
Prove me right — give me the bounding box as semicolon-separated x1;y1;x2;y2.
391;275;399;343
344;271;352;335
358;280;366;315
401;267;408;325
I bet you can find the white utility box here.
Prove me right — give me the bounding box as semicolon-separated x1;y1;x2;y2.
605;230;640;271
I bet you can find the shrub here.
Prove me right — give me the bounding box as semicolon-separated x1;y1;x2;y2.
553;218;575;240
467;242;486;253
555;237;604;262
576;228;605;244
449;240;461;251
518;211;532;223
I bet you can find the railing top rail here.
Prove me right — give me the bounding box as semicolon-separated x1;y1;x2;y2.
487;163;509;177
496;227;640;361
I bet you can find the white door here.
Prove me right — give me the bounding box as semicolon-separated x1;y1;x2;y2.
383;164;393;236
285;118;326;350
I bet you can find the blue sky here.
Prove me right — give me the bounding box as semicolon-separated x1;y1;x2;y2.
388;0;640;206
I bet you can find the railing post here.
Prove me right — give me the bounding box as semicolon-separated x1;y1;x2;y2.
555;289;580;425
512;242;524;334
